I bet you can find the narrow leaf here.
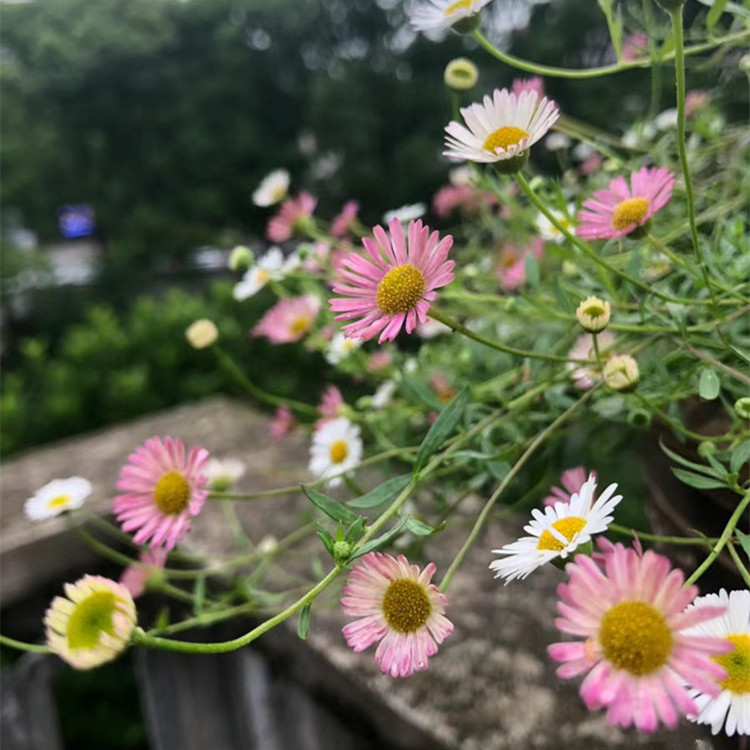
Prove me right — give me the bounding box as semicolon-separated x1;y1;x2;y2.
349;517;409;561
735;529;750;561
698;367;720;400
193;576;206;616
730;440;750;475
404;516;444;537
414;388;468;473
297;603;311;640
659;439;724;478
316;527;335;556
707;0;729;34
302;485;361;525
347;475;412;509
344;517;366;544
671;468;728;490
523;252;540;288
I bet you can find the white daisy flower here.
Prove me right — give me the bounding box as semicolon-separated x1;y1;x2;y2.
535;205;575;244
25;477;92;520
444;88;560;164
326;332;362;365
448;165;476;187
416;318;451;339
308;417;363;488
489;474;622;583
372;380;397;410
382;202;427;225
685;589;750;737
252;168;290;207
204;457;247;492
233;247;285;301
408;0;492;33
545;132;571;151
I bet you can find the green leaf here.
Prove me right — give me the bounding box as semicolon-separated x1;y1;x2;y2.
414;388;468;474
193;575;206;616
301;485;361;526
404;516;441;536
659;439;724;478
672;468;728;490
706;0;729;34
698;367;720;401
349;517;409;561
400;375;442;410
344;517;366;544
347;474;412;509
297;603;311;640
523;252;540;288
316;527;335;556
730;440;750;475
735;529;750;561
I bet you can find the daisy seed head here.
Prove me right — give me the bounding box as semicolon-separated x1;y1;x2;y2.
576;296;611;332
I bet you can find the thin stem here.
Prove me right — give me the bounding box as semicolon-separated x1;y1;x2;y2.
470;28;750;80
608;523;717;547
634;392;729;444
439;390;593;592
0;635;51;654
600;0;622;62
670;9;716;306
684;490;750;586
727;540;750;588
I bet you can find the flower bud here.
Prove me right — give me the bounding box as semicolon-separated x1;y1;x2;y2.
734;397;750;420
228;245;254;272
333;540;353;563
576;296;611;332
603;354;639;392
444;58;478;91
185;319;218;349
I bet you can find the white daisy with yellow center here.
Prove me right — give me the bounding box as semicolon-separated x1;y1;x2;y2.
686;589;750;737
45;575;137;670
233;247;285;301
535;206;575;244
408;0;493;33
326;331;362;365
252;168;290;207
308;417;363;488
25;477;92;520
204;457;247;492
444;88;560;165
489;474;622;583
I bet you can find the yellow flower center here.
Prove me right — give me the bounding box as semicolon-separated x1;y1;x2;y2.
271;185;286;202
47;494;71;510
329;439;349;464
599;601;673;675
611;197;650;231
444;0;472;16
536;516;587;551
714;634;750;694
289;316;311;335
256;268;270;284
382;579;432;633
376;264;426;316
153;471;191;515
67;590;117;649
483;126;530;153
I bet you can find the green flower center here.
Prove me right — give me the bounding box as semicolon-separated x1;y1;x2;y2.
714;634;750;694
599;601;673;675
612;197;650;231
67;591;117;649
153;471;191;515
376;264;426;316
483;126;529;153
536;516;586;552
382;579;432;634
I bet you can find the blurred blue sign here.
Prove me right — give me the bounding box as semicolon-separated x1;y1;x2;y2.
58;204;96;238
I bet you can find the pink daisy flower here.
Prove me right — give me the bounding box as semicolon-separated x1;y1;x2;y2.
341;552;454;678
512;75;545;98
120;547;168;599
267;191;317;243
495;237;544;291
269;406;297;442
317;384;344;428
685;90;710;117
577;167;675;240
251;294;321;344
543;466;594;507
622;32;648;62
330;200;360;238
548;541;731;732
113;436;209;551
366;349;393;372
432;185;497;218
329;218;454;344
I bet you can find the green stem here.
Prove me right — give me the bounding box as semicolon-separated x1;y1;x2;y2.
727;539;750;588
670;9;716;306
600;0;622;62
470;28;750;80
634;392;728;443
608;523;717;547
684;490;750;586
0;635;51;654
439;390;593;592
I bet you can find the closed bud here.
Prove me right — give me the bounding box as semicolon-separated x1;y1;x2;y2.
185;319;218;349
228;245;254;272
603;354;639;392
444;58;479;91
576;296;611;332
734;397;750;420
333;540;353;563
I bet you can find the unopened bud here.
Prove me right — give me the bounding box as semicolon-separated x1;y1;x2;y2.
444;58;478;91
185;319;218;349
603;354;639;392
333;540;353;563
576;296;611;333
228;245;253;272
734;397;750;420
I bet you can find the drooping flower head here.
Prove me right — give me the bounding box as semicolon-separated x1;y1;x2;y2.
113;436;209;550
45;575;137;669
308;416;362;488
548;542;731;732
490;474;622;583
495;237;544;291
408;0;492;34
443;88;559;165
120;547;168;599
685;588;750;737
251;294;321;344
267;191;317;243
543;467;594;508
577;167;674;240
25;477;92;520
252;168;290;207
341;552;454;678
329;218;454;344
330;200;360;238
